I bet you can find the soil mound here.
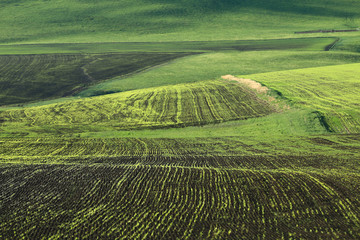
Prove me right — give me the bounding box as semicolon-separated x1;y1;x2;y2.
221;75;269;93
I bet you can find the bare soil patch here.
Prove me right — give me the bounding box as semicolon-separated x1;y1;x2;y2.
222;75;290;111
221;75;269;93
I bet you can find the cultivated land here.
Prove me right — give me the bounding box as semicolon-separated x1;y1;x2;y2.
246;63;360;133
1;0;360;239
0;52;196;105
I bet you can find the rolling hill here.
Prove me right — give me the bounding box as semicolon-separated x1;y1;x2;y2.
0;0;360;239
0;0;359;43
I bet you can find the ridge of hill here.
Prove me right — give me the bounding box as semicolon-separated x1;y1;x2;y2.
0;80;277;137
0;38;338;106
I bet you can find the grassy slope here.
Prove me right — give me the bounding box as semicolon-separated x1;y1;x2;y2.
78;50;360;97
1;50;357;139
0;37;336;106
0;40;359;141
0;0;359;43
335;36;360;53
71;59;360;139
0;38;336;55
245;63;360;133
0;80;277;137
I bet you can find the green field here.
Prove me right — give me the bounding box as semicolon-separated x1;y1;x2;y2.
1;0;360;239
0;38;337;54
0;38;338;106
0;80;278;137
78;49;360;97
0;0;359;43
246;63;360;133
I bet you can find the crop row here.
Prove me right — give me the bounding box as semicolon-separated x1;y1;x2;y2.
0;54;86;105
0;163;359;239
1;135;359;169
0;53;189;105
0;80;275;134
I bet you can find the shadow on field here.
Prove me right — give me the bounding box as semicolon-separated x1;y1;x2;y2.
148;0;360;18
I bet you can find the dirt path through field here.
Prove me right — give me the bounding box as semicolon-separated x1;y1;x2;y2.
221;74;291;111
221;75;269;93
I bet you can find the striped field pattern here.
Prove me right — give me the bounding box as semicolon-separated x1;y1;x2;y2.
0;54;87;105
0;53;190;105
1;134;360;163
246;63;360;133
0;80;275;135
1;0;360;238
1;57;360;239
1;134;360;239
0;158;359;239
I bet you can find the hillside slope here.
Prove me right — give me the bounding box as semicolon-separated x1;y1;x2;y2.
245;63;360;133
0;80;276;137
1;0;359;43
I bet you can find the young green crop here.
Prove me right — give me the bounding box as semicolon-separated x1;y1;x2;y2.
1;1;360;239
1;134;359;165
0;80;276;137
245;63;360;133
0;161;359;239
0;38;340;105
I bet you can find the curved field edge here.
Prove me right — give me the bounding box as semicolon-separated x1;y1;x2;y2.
0;163;359;239
244;63;360;133
0;80;278;137
1;39;357;109
0;37;338;106
0;0;359;43
0;38;336;55
77;49;360;99
0;52;193;106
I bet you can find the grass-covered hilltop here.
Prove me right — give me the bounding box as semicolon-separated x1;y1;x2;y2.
1;0;360;239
